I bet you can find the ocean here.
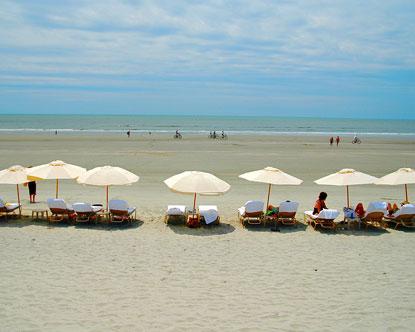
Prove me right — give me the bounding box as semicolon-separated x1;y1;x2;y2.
0;114;414;136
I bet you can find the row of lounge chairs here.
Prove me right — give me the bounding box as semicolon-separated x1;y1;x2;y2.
164;205;220;226
47;198;136;223
1;196;415;230
304;202;415;230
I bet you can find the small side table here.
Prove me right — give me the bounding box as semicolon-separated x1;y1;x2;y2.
344;217;361;230
32;209;49;221
97;211;110;223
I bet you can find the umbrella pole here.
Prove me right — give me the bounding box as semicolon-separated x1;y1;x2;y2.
56;179;59;198
192;192;197;217
106;185;109;211
405;184;408;202
346;185;350;208
266;184;272;211
17;184;21;217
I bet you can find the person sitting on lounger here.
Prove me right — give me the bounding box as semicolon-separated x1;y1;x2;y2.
313;192;328;215
354;202;365;218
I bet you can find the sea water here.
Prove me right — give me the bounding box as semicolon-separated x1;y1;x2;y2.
0;114;414;136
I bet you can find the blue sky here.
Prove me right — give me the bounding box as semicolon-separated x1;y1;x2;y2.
0;0;414;118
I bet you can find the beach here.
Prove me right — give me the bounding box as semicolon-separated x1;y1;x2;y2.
0;132;414;331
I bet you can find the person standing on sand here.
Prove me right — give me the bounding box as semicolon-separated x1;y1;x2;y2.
25;166;37;203
127;130;130;138
336;136;340;146
330;137;334;146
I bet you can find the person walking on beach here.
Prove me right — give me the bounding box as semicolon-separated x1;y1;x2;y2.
127;130;131;138
330;136;334;146
313;192;328;215
336;136;340;147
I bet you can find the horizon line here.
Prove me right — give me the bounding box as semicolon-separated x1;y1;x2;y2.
0;113;414;121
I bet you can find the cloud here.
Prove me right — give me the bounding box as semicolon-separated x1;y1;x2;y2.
0;0;414;116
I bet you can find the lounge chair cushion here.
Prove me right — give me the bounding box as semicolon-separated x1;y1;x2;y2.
305;209;339;220
239;200;264;216
47;198;73;211
0;197;19;211
391;204;415;218
73;203;102;213
365;201;387;215
199;205;218;224
109;200;136;215
5;203;20;211
279;201;299;213
109;199;129;211
166;205;186;215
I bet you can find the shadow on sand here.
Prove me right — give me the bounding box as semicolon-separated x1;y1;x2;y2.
166;222;236;236
309;223;390;236
0;216;144;231
242;220;308;233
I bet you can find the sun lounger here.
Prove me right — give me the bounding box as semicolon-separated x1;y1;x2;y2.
199;205;220;225
238;200;264;226
109;199;136;223
361;202;388;229
384;204;415;229
164;205;187;224
304;209;340;230
73;203;103;222
277;201;299;226
0;197;20;220
47;198;74;222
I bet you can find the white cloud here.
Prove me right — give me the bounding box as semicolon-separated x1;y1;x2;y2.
0;0;414;88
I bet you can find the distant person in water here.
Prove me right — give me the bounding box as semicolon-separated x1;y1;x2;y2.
336;136;340;146
55;130;58;135
127;130;131;138
329;136;334;146
222;131;225;139
313;192;328;215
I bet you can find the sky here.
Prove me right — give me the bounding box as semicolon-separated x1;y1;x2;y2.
0;0;414;119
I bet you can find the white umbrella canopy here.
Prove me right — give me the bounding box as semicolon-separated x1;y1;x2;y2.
27;160;86;198
314;168;378;207
0;165;28;215
164;171;230;212
0;165;28;185
375;168;415;202
77;166;139;210
239;167;303;209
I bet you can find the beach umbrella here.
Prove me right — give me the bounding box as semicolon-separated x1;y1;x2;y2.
77;166;139;210
314;168;378;207
164;171;230;214
375;168;415;202
0;165;28;215
27;160;86;198
239;167;303;209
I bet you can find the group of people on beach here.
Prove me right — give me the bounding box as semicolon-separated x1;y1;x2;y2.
125;129;228;140
209;131;227;139
330;135;362;145
329;136;341;146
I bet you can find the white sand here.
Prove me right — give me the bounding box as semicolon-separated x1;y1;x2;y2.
0;133;414;331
